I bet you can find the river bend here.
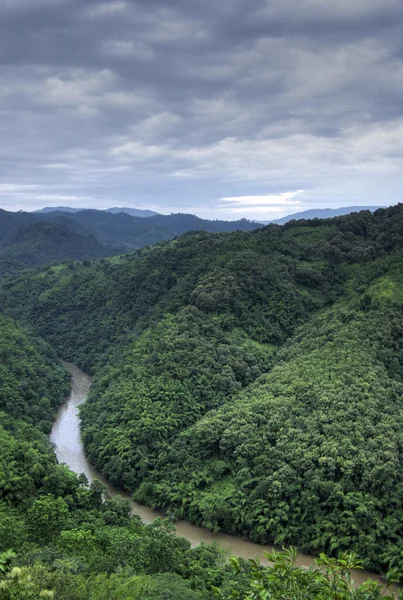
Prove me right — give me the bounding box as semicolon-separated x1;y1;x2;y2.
50;361;394;591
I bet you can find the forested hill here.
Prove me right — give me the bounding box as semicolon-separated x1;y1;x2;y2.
0;207;259;252
0;314;237;599
1;203;403;578
0;326;396;599
0;221;118;273
0;208;260;277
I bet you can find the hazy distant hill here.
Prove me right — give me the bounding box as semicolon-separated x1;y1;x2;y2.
35;206;83;213
0;208;259;276
106;206;159;217
0;208;87;247
35;206;159;217
33;210;259;245
259;205;384;225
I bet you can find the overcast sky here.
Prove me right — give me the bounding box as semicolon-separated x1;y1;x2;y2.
0;0;402;220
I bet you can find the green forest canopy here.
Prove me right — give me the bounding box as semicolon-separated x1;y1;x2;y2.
2;312;400;598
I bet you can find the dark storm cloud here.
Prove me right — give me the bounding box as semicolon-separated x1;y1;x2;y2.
0;0;402;218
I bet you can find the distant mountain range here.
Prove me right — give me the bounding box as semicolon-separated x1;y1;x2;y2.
259;205;385;225
0;204;387;278
35;204;385;225
0;208;258;277
35;206;159;218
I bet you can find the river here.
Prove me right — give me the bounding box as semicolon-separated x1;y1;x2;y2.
50;361;396;592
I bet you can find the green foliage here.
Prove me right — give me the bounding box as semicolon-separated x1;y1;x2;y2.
216;549;403;599
0;551;15;574
80;307;275;489
137;305;403;570
0;203;347;367
0;314;69;431
0;222;118;274
27;495;69;542
0;566;55;599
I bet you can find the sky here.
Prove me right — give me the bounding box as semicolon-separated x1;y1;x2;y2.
0;0;402;220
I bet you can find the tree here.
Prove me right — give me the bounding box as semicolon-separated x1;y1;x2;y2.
27;495;69;542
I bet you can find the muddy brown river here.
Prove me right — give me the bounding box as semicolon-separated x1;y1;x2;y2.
50;362;397;593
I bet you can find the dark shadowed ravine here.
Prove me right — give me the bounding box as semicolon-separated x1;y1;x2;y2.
50;361;396;592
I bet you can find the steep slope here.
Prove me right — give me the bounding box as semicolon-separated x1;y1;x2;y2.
1;322;391;599
0;217;341;369
0;313;69;432
134;301;403;570
0;313;225;599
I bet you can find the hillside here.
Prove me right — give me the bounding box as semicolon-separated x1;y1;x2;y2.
0;221;118;269
0;314;230;599
0;313;388;599
1;203;403;577
0;208;89;246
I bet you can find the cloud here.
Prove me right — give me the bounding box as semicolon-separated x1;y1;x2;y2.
221;191;304;206
218;190;304;217
109;141;169;160
87;1;127;17
0;184;40;194
0;0;402;217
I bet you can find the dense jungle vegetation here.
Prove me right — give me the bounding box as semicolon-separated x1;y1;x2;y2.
0;221;119;271
1;204;403;597
2;314;398;598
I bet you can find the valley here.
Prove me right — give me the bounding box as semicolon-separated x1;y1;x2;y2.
1;204;403;598
51;362;395;591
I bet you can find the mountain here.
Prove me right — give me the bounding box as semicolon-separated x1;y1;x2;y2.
36;210;259;244
35;206;84;213
1;208;260;252
259;205;384;225
36;205;160;217
105;206;159;217
2;203;403;576
43;210;260;246
0;207;260;277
